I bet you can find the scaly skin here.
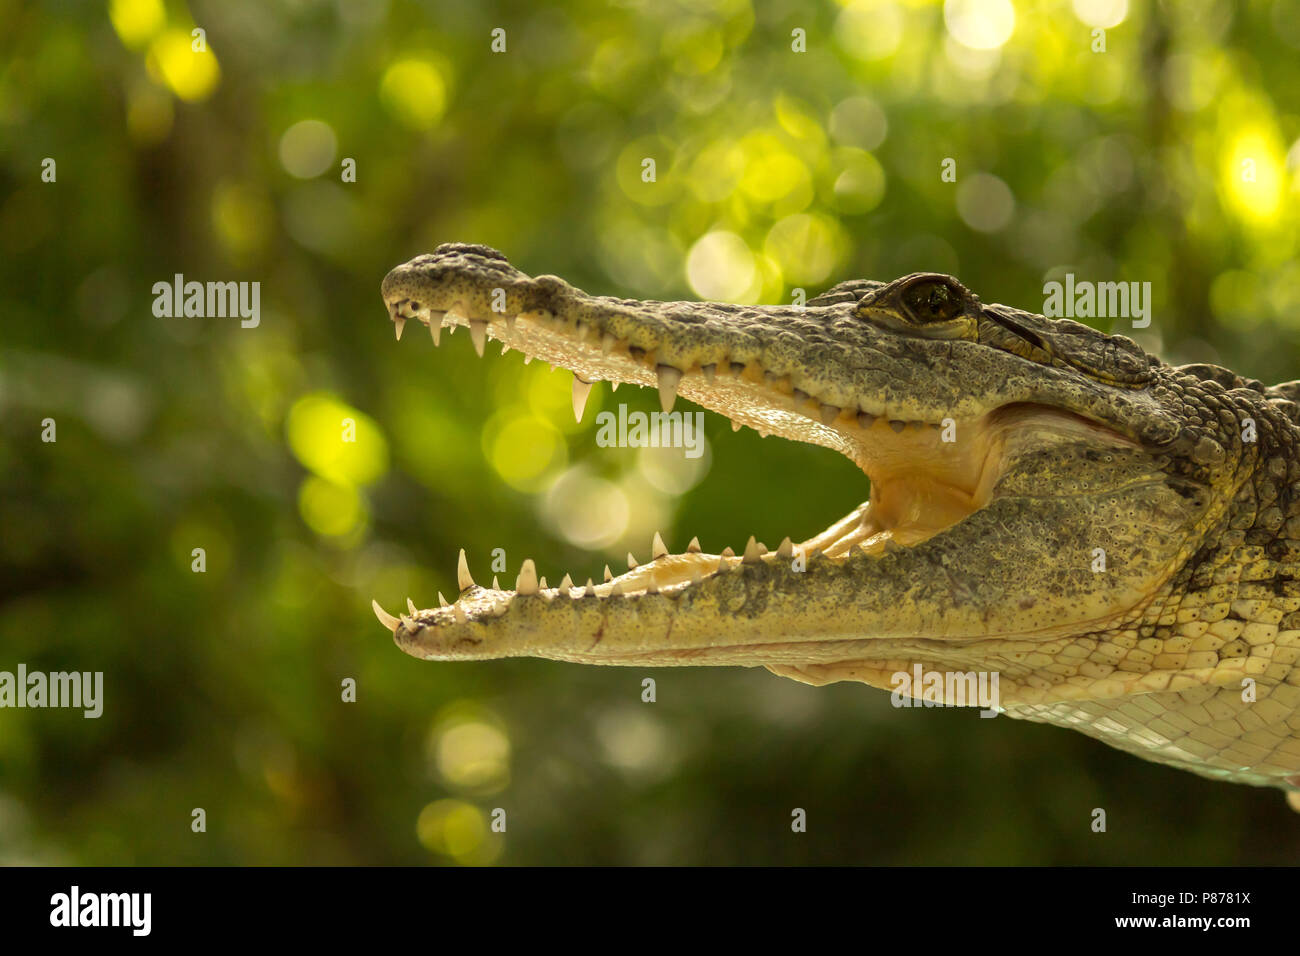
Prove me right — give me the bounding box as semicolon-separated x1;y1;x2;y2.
374;242;1300;801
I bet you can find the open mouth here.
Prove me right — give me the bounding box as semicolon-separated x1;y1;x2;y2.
373;291;1023;614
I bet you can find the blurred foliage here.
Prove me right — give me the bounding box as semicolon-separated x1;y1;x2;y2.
2;0;1300;865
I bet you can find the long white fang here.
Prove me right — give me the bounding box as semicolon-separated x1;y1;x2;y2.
457;549;474;591
517;560;538;595
492;575;500;590
371;600;400;632
627;552;638;569
687;536;701;553
438;592;448;607
429;321;441;346
656;365;682;413
407;597;418;615
652;532;668;559
604;565;613;582
469;320;488;357
394;318;406;341
572;377;594;422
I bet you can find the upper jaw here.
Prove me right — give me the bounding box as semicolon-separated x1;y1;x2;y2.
381;244;1181;452
381;244;979;433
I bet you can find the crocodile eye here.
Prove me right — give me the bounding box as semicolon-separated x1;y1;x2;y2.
901;279;966;324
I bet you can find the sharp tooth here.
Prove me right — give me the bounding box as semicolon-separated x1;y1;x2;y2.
820;405;841;425
572;377;594;421
656;365;682;413
394;318;406;340
523;354;533;364
429;320;441;347
371;600;400;632
646;579;658;594
457;549;475;591
889;419;906;433
601;333;617;355
743;536;763;563
438;592;448;607
701;364;716;382
610;381;619;392
689;567;702;584
627;552;639;569
730;362;746;376
716;556;728;573
400;613;416;630
469;320;488;357
538;575;549;590
687;536;701;553
584;579;596;596
610;580;625;596
652;531;668;559
500;342;511;356
407;597;418;615
777;537;794;558
604;565;613;582
721;546;735;558
858;411;876;428
560;573;573;591
492;575;500;590
731;420;742;432
516;560;538;595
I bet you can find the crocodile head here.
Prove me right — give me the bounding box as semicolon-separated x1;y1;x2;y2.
373;243;1300;790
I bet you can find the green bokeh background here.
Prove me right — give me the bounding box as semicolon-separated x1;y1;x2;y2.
3;0;1300;864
